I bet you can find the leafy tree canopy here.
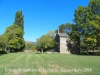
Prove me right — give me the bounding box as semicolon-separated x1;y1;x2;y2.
4;24;25;52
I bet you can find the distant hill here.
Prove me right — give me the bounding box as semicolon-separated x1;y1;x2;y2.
25;41;36;46
31;42;36;46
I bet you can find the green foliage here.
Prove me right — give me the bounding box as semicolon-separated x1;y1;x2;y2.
25;42;35;50
55;24;68;33
36;34;55;51
4;24;25;52
14;10;24;30
56;0;100;53
13;10;25;51
47;30;56;39
0;10;25;53
0;35;7;51
59;24;67;33
56;23;73;35
66;0;100;52
31;46;36;51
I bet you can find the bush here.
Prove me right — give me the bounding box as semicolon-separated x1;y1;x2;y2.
0;50;8;54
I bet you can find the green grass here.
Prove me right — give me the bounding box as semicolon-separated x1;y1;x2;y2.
0;52;100;75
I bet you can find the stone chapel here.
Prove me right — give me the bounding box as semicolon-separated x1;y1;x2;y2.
55;31;70;53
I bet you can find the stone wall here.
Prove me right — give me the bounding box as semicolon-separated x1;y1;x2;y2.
60;37;70;53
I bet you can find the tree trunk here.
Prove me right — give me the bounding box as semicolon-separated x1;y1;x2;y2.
37;50;38;54
93;46;95;51
86;47;88;54
86;50;88;54
76;37;80;54
12;49;13;52
41;48;43;54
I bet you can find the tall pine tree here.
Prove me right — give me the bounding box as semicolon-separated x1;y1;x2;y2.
14;10;24;30
13;10;25;51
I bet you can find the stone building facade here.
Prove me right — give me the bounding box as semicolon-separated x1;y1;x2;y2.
55;33;70;53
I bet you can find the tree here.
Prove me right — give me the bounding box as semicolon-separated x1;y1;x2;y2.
14;10;24;30
36;34;55;53
0;35;8;54
70;0;100;54
47;30;56;39
25;42;33;50
31;46;36;51
13;10;25;50
85;0;100;50
4;24;25;52
0;35;7;51
71;6;85;54
59;24;67;33
55;24;67;34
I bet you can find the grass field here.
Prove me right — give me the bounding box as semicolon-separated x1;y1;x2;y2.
0;52;100;75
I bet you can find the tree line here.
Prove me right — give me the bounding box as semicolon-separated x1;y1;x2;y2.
1;0;100;55
57;0;100;54
0;10;25;54
36;0;100;54
36;31;55;53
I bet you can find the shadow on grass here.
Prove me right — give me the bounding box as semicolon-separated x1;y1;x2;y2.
0;52;8;56
0;54;2;55
78;52;100;56
0;51;8;55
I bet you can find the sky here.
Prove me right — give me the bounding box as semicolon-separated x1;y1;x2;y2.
0;0;90;42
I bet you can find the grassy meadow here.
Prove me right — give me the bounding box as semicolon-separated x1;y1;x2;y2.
0;52;100;75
